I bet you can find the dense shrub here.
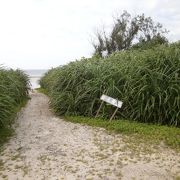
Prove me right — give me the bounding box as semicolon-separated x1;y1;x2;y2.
0;68;30;128
40;43;180;126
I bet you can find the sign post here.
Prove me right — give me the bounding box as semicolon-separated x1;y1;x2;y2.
110;107;119;121
95;101;104;118
95;94;123;121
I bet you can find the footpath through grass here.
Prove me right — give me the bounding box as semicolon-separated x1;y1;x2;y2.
0;98;29;151
65;116;180;151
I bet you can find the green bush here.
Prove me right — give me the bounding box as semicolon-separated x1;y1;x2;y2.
40;43;180;126
0;68;30;128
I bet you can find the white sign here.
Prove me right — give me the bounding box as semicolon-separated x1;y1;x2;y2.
100;94;123;108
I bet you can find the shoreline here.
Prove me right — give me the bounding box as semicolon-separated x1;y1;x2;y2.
30;76;41;89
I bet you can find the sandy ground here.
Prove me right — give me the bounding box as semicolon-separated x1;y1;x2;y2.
0;92;179;180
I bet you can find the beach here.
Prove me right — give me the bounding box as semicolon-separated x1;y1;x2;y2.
29;77;40;89
24;69;48;89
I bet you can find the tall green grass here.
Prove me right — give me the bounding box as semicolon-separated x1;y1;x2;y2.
0;67;30;128
40;43;180;127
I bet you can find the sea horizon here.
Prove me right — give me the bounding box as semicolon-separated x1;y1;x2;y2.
24;69;48;77
24;69;48;89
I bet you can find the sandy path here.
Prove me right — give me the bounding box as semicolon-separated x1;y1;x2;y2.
0;92;179;180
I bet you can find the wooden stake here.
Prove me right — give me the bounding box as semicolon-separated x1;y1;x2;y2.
95;89;107;118
95;101;104;118
109;107;118;121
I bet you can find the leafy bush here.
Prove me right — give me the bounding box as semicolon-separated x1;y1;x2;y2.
0;68;30;128
40;43;180;127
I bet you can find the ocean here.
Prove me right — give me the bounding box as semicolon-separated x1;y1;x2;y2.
24;69;48;89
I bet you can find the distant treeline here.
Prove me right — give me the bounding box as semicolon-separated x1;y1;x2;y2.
0;68;30;128
40;42;180;127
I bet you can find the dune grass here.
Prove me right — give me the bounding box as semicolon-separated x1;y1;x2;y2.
0;67;30;148
65;116;180;151
40;42;180;127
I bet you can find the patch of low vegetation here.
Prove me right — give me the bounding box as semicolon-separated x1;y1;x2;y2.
65;116;180;151
0;67;30;148
40;42;180;127
0;159;4;171
0;128;14;150
35;87;48;95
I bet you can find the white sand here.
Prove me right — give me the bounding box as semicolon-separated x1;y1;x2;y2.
0;92;179;180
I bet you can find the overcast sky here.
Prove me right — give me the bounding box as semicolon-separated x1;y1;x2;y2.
0;0;179;69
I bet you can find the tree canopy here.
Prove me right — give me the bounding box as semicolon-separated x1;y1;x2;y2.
92;11;168;57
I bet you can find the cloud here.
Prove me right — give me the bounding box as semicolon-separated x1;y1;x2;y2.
0;0;179;69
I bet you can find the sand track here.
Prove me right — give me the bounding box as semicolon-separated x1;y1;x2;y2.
0;92;179;180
